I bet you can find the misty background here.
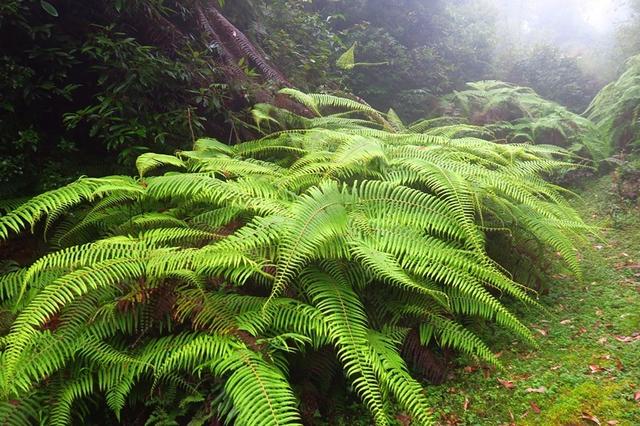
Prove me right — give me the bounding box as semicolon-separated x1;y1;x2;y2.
296;0;640;118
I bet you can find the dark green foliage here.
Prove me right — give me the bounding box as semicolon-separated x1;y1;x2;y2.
0;0;302;200
0;0;232;198
0;91;592;425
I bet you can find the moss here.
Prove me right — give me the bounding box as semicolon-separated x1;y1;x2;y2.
524;381;631;425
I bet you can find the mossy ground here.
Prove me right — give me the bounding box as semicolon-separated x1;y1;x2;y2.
425;175;640;425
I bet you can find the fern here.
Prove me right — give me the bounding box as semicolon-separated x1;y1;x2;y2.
336;42;389;70
586;54;640;154
0;91;593;425
435;80;610;161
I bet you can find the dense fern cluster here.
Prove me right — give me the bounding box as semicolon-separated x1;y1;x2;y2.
431;81;608;161
587;54;640;154
0;90;591;425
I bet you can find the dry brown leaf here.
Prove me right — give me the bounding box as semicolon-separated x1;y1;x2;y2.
615;358;624;371
525;386;547;393
615;333;640;343
530;401;541;414
589;364;605;374
497;378;516;389
581;413;601;425
463;397;470;411
395;413;412;426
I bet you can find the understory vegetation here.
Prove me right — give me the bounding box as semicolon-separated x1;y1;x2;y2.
434;81;608;162
0;92;593;425
1;1;640;425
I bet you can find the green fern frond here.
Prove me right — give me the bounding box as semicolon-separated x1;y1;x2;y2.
0;89;593;424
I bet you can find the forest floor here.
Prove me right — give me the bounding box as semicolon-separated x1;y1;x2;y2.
426;175;640;425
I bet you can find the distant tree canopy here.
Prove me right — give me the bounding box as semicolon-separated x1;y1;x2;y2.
616;0;640;63
308;0;498;115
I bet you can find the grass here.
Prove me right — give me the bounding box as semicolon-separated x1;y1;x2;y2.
425;174;640;425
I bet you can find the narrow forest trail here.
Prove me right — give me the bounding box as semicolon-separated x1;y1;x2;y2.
429;176;640;426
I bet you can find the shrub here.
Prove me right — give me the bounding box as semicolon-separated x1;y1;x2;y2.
0;91;591;425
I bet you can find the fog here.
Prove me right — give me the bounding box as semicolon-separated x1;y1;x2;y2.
492;0;632;50
479;0;636;84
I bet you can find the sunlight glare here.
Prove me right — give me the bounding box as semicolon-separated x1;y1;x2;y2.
582;0;615;32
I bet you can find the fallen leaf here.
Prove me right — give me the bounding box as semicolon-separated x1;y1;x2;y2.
463;397;470;411
525;386;547;393
442;412;460;426
598;337;608;344
615;358;624;371
581;413;601;425
534;328;548;337
560;319;572;325
530;401;541;414
589;364;605;374
634;390;640;401
463;366;477;373
482;367;491;379
596;309;604;317
607;421;619;425
550;365;562;371
614;335;640;343
498;378;516;389
395;413;412;426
